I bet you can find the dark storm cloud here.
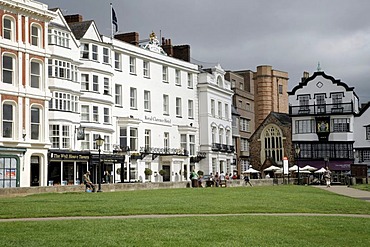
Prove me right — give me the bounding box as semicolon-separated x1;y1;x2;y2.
43;0;370;102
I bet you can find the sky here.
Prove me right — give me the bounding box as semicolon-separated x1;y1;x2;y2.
42;0;370;103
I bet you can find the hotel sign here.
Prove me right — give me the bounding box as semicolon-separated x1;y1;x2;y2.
144;115;171;125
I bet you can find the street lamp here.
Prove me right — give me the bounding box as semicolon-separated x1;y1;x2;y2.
295;144;301;185
95;135;105;192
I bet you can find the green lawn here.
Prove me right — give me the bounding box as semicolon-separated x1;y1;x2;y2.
0;186;369;247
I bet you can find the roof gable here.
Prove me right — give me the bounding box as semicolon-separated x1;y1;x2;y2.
69;20;101;42
288;71;355;96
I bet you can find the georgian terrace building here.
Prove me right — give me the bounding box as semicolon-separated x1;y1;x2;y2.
46;12;200;185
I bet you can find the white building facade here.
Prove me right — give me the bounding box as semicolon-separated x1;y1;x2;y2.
109;32;199;183
198;65;235;176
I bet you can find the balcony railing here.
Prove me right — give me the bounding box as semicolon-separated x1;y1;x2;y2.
212;143;235;153
289;102;354;116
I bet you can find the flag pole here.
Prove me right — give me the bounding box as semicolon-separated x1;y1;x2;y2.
110;3;113;39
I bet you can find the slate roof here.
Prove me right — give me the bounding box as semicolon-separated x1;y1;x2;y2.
68;20;94;40
269;112;291;126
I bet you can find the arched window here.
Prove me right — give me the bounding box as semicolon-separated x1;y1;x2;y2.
2;102;16;139
211;126;216;144
30;60;42;88
2;53;16;85
262;125;284;163
217;75;223;88
219;128;224;144
31;23;42;47
3;16;15;41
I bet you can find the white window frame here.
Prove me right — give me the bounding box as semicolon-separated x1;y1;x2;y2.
104;77;110;95
144;90;151;111
93;75;99;92
176;97;182;117
225;103;229;120
30;59;43;89
80;43;89;59
3;16;15;41
104;107;110;124
81;74;89;91
115;84;122;106
143;61;150;78
62;125;70;149
2;53;15;85
31;106;41;140
163;94;169;115
81;133;90;150
92;44;98;61
240;118;250;132
103;47;110;64
93;106;99;122
188;100;194;119
145;129;151;151
81;105;90;122
162;66;168;82
189;135;195;155
211;99;215;117
2;102;14;139
164;132;169;149
187;73;193;88
129;57;136;74
175;69;181;86
130;87;137;109
114;52;121;70
31;23;41;47
218;101;222;118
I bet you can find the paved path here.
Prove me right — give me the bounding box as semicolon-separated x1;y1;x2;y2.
314;185;370;202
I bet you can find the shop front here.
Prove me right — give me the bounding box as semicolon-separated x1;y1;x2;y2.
0;147;25;188
48;151;91;186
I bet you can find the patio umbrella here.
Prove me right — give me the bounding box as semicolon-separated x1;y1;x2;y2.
263;165;281;171
314;167;326;173
243;168;260;173
294;170;311;174
301;165;317;171
274;168;284;174
288;165;299;171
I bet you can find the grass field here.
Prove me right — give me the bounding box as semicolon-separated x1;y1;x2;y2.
0;186;369;246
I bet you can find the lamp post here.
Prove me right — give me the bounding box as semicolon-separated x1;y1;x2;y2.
95;135;105;192
295;144;301;185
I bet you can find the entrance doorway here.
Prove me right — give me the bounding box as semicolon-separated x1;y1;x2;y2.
30;156;40;186
162;165;170;182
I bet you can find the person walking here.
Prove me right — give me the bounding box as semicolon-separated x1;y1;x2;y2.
323;167;332;187
244;174;253;186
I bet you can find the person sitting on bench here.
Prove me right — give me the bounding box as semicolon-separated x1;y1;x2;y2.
83;171;96;192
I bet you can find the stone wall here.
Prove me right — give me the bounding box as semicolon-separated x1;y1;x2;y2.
0;179;287;197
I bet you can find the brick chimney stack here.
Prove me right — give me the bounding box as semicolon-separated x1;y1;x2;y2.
64;14;83;23
114;32;140;46
173;45;190;62
161;37;190;62
162;38;173;56
301;71;309;82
